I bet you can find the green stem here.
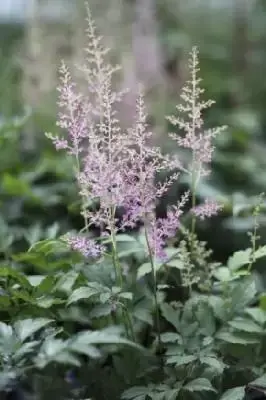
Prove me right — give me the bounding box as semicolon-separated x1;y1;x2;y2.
190;159;197;237
144;224;162;352
109;208;135;341
75;152;89;232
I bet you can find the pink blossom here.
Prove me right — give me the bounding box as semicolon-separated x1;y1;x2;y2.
64;234;105;258
192;198;222;220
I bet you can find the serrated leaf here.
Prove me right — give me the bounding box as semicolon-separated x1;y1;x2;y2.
35;296;64;308
196;301;216;336
27;275;45;286
137;262;161;279
184;378;216;392
216;331;259;344
73;328;143;351
200;356;225;372
229;318;263;333
115;234;139;243
213;267;231;281
35;337;81;368
55;271;79;293
166;355;197;366
254;245;266;261
13;341;39;360
69;342;102;358
228;249;251;271
209;295;228;321
245;307;266;324
14;318;53;342
231;277;257;313
250;374;266;386
35;275;56;295
161;332;181;343
89;304;113;318
133;307;153;326
67;286;99;305
166;259;184;269
0;266;31;289
0;372;17;390
0;322;13;338
160;303;179;331
119;292;133;301
164;389;180;400
219;387;245;400
122;386;150;399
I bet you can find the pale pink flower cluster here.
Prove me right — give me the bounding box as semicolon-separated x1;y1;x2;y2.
64;234;105;258
167;47;227;179
192;198;223;220
47;9;223;260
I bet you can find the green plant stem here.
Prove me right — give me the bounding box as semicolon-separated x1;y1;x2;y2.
110;208;135;341
191;161;197;237
144;224;162;353
75;153;89;232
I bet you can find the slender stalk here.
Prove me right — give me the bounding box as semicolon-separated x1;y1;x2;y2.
144;222;162;352
109;207;135;341
75;152;89;232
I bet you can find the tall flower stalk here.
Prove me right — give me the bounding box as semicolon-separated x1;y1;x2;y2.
46;5;224;347
167;47;226;241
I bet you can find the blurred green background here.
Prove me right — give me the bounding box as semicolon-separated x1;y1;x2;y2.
1;0;266;265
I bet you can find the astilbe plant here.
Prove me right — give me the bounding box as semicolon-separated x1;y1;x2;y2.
46;3;224;345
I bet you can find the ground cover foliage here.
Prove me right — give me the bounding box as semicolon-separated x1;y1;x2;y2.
2;4;266;400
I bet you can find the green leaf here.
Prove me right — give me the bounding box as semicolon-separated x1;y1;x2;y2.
200;356;225;372
160;303;179;331
209;295;228;321
35;275;56;295
161;332;181;343
137;262;161;279
166;259;184;269
73;328;143;350
0;322;13;338
35;338;80;368
228;249;251;271
27;275;46;286
89;304;113;318
55;271;79;293
14;318;53;342
254;245;266;261
163;389;180;400
245;307;266;324
67;286;99;305
35;296;64;308
213;267;231;281
216;331;259;344
0;372;17;390
69;342;102;358
133;307;153;326
0;266;31;289
219;387;245;400
14;341;39;360
184;378;216;392
196;301;216;336
166;355;197;366
231;277;257;313
122;386;150;399
250;374;266;387
229;318;263;333
2;173;32;196
115;234;139;243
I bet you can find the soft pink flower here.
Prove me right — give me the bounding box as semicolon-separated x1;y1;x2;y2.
192;198;222;220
